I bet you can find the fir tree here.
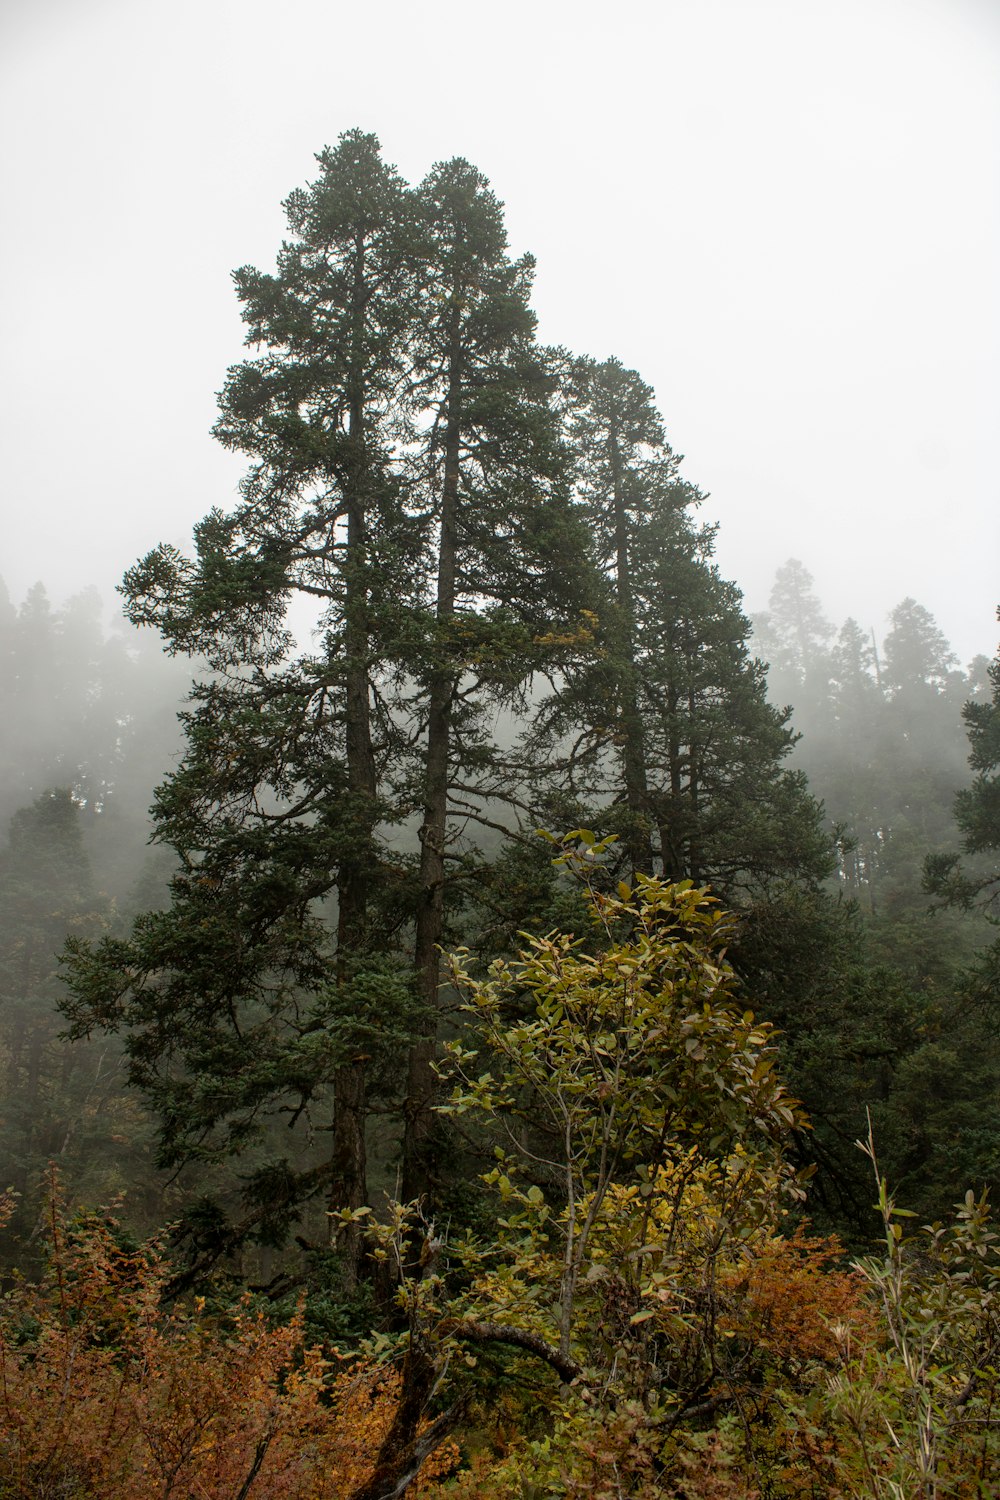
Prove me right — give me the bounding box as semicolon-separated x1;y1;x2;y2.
528;358;830;898
398;159;584;1198
63;132;425;1279
60;134;591;1270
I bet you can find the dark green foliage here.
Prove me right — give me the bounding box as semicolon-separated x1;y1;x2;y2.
756;563;977;933
62;882;420;1164
59;131;592;1258
460;831;593;962
730;887;936;1234
63;134;432;1272
396;159;592;1197
752;568;1000;1232
926;607;1000;1010
0;790;153;1269
527;359;831;901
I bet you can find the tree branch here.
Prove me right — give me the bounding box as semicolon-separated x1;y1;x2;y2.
452;1319;582;1383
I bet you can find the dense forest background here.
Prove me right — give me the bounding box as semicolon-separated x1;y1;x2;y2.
2;133;998;1497
3;532;994;1271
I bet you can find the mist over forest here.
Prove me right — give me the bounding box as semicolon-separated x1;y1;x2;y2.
1;37;999;1487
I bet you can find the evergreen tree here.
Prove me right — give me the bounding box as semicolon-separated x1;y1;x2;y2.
398;160;583;1198
0;579;188;888
63;132;425;1277
883;597;960;695
528;359;830;898
926;607;1000;1008
0;790;146;1267
60;134;588;1271
818;618;886;898
639;542;830;896
753;558;835;736
747;574;998;1229
755;570;978;940
861;598;971;946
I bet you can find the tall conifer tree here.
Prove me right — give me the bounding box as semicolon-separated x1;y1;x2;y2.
399;161;583;1198
64;132;423;1275
61;134;589;1266
528;358;828;897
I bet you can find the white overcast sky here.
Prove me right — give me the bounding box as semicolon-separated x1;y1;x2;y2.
2;0;998;664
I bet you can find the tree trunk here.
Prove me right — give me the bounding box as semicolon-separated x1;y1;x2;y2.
329;230;378;1280
347;1336;448;1500
404;321;462;1205
609;425;653;878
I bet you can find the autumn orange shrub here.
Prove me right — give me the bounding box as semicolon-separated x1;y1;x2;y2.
0;1180;457;1499
719;1225;875;1367
704;1227;875;1498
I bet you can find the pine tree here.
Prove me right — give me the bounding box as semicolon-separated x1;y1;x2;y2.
398;159;583;1198
825;617;884;889
528;359;830;898
926;607;1000;1007
0;579;187;894
59;134;590;1270
872;600;966;886
63;132;425;1278
752;558;836;741
0;790;132;1267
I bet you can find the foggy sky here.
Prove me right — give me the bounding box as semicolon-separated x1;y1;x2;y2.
2;0;998;664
